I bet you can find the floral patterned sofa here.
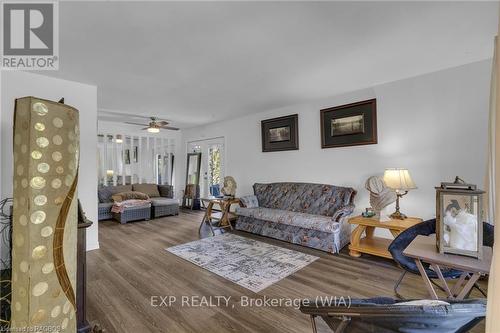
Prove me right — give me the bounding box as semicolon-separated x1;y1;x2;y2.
235;182;356;253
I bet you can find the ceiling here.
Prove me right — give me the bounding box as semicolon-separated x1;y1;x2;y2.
44;1;498;128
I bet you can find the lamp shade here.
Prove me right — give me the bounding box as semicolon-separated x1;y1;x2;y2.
383;168;417;191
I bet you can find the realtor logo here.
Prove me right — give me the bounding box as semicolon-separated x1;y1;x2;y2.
1;1;59;70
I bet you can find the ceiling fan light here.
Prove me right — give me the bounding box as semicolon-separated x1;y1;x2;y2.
147;127;160;133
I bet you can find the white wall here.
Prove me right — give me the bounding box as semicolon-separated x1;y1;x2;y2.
180;60;492;225
0;71;99;251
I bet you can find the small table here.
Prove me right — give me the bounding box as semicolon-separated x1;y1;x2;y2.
198;197;242;236
404;235;492;300
348;215;422;259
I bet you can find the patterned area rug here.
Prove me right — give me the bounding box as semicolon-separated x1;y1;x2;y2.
166;233;318;292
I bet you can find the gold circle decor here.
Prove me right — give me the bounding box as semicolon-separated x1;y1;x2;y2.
15;302;21;311
30;176;46;189
36;137;49;148
31;150;43;160
41;262;54;274
31;309;48;324
16;165;24;176
30;210;46;224
19;215;27;226
32;282;49;297
41;226;53;237
54;196;64;205
21;178;28;188
52;117;64;128
33;102;48;116
21;145;27;154
68;160;75;171
61;317;69;330
63;300;72;314
56;166;64;174
20;261;29;273
34;122;45;131
65;175;73;187
51;305;61;318
19;287;27;297
37;162;50;173
34;195;47;206
52;151;62;162
52;134;63;145
68;131;75;141
32;245;47;259
51;178;62;189
68;143;76;154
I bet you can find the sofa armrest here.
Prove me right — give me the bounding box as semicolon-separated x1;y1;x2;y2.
240;195;259;208
332;204;355;222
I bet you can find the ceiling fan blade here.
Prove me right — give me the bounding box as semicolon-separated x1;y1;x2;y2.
161;126;180;131
125;121;148;126
157;121;169;126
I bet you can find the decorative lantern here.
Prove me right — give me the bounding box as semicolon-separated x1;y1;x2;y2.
435;177;484;259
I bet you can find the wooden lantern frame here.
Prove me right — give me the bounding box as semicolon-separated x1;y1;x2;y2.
435;180;484;259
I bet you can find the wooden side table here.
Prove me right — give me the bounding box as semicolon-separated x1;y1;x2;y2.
348;215;422;259
198;197;242;236
404;235;492;300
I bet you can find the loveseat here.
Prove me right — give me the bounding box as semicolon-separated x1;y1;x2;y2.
235;182;356;253
98;183;179;222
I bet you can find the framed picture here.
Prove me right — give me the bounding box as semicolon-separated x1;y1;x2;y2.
320;99;377;148
261;114;299;152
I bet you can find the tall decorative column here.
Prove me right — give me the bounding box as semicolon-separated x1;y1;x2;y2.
10;97;79;332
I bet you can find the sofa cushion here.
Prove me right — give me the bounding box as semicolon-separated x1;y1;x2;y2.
98;202;114;209
133;183;160;197
253;182;355;218
98;185;133;203
150;197;179;207
158;185;174;198
235;207;339;233
111;191;150;202
240;195;259;208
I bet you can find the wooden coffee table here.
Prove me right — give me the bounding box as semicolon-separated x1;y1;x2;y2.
404;235;492;299
348;215;422;259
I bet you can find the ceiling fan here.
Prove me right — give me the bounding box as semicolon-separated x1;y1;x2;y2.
125;117;179;133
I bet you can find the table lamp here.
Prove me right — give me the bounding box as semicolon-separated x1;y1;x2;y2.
383;168;417;219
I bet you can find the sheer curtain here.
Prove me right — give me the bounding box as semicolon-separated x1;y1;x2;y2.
486;34;500;332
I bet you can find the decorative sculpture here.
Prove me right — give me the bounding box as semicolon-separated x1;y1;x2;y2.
221;176;237;197
443;210;478;251
10;97;79;332
365;176;397;221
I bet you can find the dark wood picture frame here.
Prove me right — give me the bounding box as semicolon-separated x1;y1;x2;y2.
261;114;299;152
320;99;377;149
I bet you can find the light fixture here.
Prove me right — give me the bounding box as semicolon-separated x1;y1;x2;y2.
115;135;123;143
383;168;417;219
147;127;160;133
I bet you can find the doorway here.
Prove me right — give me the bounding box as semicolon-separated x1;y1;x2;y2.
187;137;225;198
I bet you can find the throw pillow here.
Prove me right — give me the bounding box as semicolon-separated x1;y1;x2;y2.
240;195;259;208
132;183;160;197
158;185;174;198
98;185;133;203
111;191;150;202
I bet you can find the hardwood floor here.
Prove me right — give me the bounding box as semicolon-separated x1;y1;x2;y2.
87;210;486;333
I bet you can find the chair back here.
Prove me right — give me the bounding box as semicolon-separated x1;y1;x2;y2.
388;219;436;274
483;222;494;247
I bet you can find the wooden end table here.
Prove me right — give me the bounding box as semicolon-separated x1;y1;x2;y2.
198;197;242;236
348;215;422;259
403;235;492;300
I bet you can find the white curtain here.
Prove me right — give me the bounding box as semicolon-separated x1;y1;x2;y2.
486;35;500;332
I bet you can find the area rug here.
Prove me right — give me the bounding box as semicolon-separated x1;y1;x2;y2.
166;233;319;292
